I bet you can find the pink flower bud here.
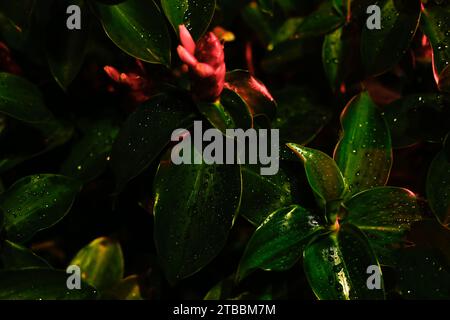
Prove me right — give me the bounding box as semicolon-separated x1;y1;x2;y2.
177;25;226;102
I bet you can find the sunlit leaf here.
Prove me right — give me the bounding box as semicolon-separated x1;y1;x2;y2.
237;205;324;282
70;237;124;291
334;92;392;197
303;224;385;300
0;174;81;243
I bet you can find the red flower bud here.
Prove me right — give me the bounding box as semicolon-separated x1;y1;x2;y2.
177;25;226;102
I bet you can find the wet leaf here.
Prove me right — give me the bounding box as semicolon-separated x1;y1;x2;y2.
421;2;450;90
382;94;450;148
394;247;450;299
0;240;51;269
161;0;216;40
96;0;171;65
153;142;241;283
241;2;276;47
0;268;97;300
273;86;332;144
0;174;81;243
294;1;345;39
237;205;324;282
334;92;392;197
70;237;124;291
197;88;253;133
111;93;196;192
0;73;54;123
322;26;354;91
344;187;421;264
303;224;385;300
239;165;293;226
287;144;346;207
61;119;119;183
361;0;421;76
46;0;90;89
427;149;450;226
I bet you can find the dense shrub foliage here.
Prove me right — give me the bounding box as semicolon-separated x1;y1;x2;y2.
0;0;449;300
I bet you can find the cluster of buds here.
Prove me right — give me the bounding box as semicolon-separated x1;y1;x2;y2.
177;25;226;102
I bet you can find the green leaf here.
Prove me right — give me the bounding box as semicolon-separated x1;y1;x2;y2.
0;73;55;123
0;174;81;243
344;187;421;264
421;2;450;91
334;92;392;197
154;142;241;283
0;73;73;173
258;0;273;15
303;224;385;300
382;94;450;148
0;122;74;174
0;268;97;300
361;0;421;76
294;1;345;39
111;92;196;192
427;150;450;226
287;144;346;208
241;2;276;47
0;240;51;269
272;86;332;144
239;165;293;226
161;0;216;40
394;247;450;299
46;0;90;90
70;237;124;291
103;275;143;300
96;0;171;65
61;119;119;183
197;88;253;133
204;276;234;300
225;70;276;123
237;205;324;282
322;26;354;91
